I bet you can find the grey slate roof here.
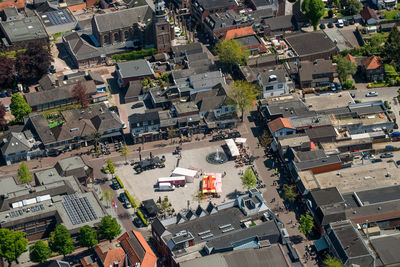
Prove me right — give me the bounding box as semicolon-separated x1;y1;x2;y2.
39;74;58;91
27;113;56;145
0;16;48;43
196;0;238;9
258;69;286;85
0;132;30;155
63;32;101;61
370;234;400;267
116;59;155;79
93;5;153;33
285;32;337;57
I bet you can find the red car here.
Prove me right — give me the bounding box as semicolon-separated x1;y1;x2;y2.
392;137;400;142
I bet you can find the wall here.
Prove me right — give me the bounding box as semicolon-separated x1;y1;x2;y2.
309;162;342;175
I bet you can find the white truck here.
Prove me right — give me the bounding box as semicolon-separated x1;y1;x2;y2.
158;182;175;191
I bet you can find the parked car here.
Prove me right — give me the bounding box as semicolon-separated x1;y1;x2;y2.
49;65;56;73
0;91;6;98
111;178;120;190
131;102;144;109
337;19;344;28
334;82;342;90
320;23;326;29
350;93;355;98
330;83;336;91
371;158;383;163
380;152;394;158
366;91;378;97
392;136;400;142
390;131;400;137
3;104;9;111
349;19;355;25
228;131;241;138
119;192;132;208
344;20;349;26
211;134;225;142
328;22;334;28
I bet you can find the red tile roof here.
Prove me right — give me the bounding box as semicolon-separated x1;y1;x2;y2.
224;26;255;40
360;6;378;21
362;55;383;70
93;242;126;267
267;117;294;133
344;54;356;65
0;0;25;11
118;231;156;267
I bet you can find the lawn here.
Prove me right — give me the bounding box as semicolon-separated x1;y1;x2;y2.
384;10;399;20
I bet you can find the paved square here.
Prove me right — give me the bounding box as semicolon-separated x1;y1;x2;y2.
115;144;247;213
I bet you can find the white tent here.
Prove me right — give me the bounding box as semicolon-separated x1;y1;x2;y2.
235;138;247;144
225;139;240;157
171;167;198;183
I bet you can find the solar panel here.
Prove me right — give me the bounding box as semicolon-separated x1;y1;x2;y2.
62;194;97;225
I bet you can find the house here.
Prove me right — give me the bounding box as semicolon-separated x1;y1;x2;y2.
360;6;378;25
48;260;71;267
323;221;375;267
224;26;255;40
190;0;239;22
118;231;157;267
260;15;296;36
24;80;97;111
36;2;77;35
2;7;19;21
298;59;336;89
372;0;397;9
0;131;43;165
361;55;384;82
267;117;296;137
370;234;400;266
116;60;155;88
257;69;289;98
0;17;48;48
151;189;283;266
0;0;25;12
233;34;267;55
285;32;338;61
246;0;278;12
55;156;93;184
81;241;125;267
129;111;160;142
124;80;143;103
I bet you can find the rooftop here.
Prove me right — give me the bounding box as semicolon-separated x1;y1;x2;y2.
235;35;262;47
116;60;154;79
267;117;294;133
258;69;286;85
298;59;336;82
0;17;48;43
300;161;400;193
285;32;337;57
370;234;400;266
304;93;354;111
195;0;238;10
224;26;255;40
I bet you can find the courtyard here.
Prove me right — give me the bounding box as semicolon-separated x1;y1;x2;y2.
115;144;249;213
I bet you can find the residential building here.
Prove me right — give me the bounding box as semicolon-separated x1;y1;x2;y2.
260;15;296;37
2;7;20;21
190;0;239;22
0;131;43;165
151;189;284;266
360;6;378;25
298;59;336;89
81;242;126;267
0;16;48;48
129;111;161;143
233;34;267;55
118;231;157;267
0;0;25;12
0;172;107;241
285;32;338;61
116;60;155;88
124;80;143;103
246;0;278;12
48;260;71;267
35;2;77;35
361;56;384;82
55;156;93;184
323;221;375;267
257;69;289;98
267;117;296;137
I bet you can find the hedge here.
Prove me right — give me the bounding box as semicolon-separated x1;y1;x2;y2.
124;190;137;208
115;175;124;189
137;209;149;226
111;48;157;61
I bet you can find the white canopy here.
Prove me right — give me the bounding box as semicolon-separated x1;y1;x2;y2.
172;167;198;177
235;138;247;144
225;139;240;157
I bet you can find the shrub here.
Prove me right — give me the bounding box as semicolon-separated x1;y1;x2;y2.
111;48;157;61
115;175;124;188
343;80;355;90
124;190;137;208
137;209;149;226
384;100;391;109
328;9;334;18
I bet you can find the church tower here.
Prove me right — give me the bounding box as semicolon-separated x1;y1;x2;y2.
154;0;172;53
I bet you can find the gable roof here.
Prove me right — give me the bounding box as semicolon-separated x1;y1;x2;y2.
94;242;126;267
360;6;378;21
344;54;357;65
0;0;25;11
118;231;156;267
224;26;255;40
62;32;101;61
267;117;294;133
93;5;153;33
116;59;155;79
0;132;30;155
361;55;383;70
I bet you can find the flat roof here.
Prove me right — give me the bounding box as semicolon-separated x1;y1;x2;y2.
57;156;86;172
39;9;75;27
285;32;337;57
370;234;400;266
1;17;48;43
300;161;400;193
304;93;354;111
354;185;400;206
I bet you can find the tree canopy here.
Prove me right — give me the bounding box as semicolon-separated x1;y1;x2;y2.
17;161;31;184
72;82;90;107
49;225;75;257
120;144;130;164
341;0;361;15
282;184;297;202
79;225;98;249
98;216;122;241
10;93;31;122
299;214;314;234
29;241;52;263
302;0;325;30
0;102;7;130
382;27;400;70
215;39;249;70
337;57;357;83
0;56;15;89
230;80;258;121
241;167;257;189
323;255;344;267
0;229;28;265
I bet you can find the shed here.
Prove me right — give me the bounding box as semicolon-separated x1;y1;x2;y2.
142;199;158;217
171;167;198;183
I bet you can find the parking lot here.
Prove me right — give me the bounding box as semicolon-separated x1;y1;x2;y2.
115;144;248;213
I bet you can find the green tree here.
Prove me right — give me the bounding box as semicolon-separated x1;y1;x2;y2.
282;184;297;202
0;229;28;265
98;216;122;241
10;93;31;122
106;159;115;174
102;189;114;207
342;79;355;89
299;214;314;234
29;241;52;263
17;161;31;184
302;0;325;30
241;167;257;189
79;225;98;249
259;131;273;148
323;255;344;267
120;144;130;164
383;27;400;69
328;9;334;18
230;80;257;121
49;225;75;257
92;131;102;153
341;0;361;15
215;39;249;71
337;57;357;83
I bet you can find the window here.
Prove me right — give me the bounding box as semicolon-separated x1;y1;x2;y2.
114;32;121;43
277;84;283;89
224;107;229;112
104;34;110;45
265;86;274;91
124;31;129;39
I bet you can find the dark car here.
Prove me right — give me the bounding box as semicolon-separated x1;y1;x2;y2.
349;19;355;25
211;134;225;142
131;102;144;109
350;93;355;98
320;23;326;29
334;82;342;90
49;65;56;73
328;22;334;28
228;131;241;138
380;152;394;158
344;20;349;26
111;178;120;190
119;192;132;208
371;158;383;163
